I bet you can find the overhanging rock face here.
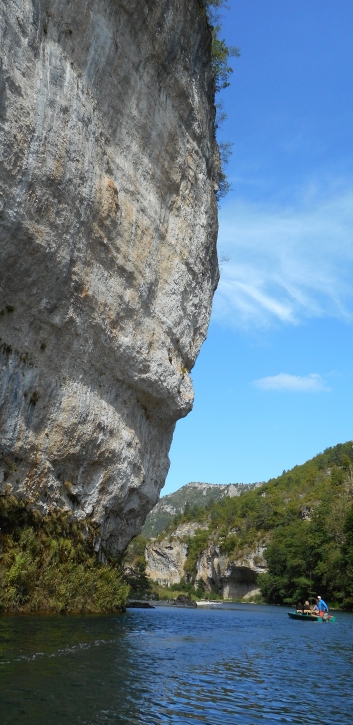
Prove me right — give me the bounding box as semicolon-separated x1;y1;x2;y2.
221;566;259;600
195;544;266;599
0;0;219;553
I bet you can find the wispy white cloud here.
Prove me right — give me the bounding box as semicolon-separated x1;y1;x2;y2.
254;373;330;392
214;185;353;329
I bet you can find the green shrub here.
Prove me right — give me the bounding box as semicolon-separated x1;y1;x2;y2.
200;1;240;200
184;529;210;580
0;495;129;613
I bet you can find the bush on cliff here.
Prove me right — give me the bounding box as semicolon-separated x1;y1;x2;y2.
202;1;240;92
201;0;240;199
0;494;129;613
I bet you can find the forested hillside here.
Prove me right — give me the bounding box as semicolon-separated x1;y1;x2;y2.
138;442;353;608
142;481;261;537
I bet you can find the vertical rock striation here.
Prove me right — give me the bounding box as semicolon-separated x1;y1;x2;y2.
0;0;219;553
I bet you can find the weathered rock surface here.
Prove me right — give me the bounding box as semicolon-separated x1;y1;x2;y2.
195;542;267;599
145;526;267;599
145;522;202;585
0;0;218;553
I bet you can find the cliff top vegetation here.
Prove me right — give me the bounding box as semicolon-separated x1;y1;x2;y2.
202;0;240;198
141;482;261;537
203;1;240;92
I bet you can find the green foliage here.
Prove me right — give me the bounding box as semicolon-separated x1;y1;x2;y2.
331;465;345;486
0;494;129;613
260;490;353;608
122;534;153;598
154;502;210;542
199;1;239;86
184;529;210;580
151;441;353;608
201;2;240;93
210;25;240;92
200;1;240;200
124;533;148;564
142;483;230;538
258;521;316;604
216;140;233;198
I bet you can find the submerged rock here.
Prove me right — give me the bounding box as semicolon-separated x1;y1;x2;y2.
0;1;218;553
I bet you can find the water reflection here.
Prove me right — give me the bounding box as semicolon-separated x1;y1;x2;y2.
1;605;353;724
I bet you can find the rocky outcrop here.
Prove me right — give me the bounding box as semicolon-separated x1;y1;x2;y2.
195;543;267;599
145;522;202;585
145;525;267;599
0;1;218;553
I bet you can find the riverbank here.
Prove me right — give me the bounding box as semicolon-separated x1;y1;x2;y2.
0;495;128;614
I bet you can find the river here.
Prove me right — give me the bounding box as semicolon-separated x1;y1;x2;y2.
1;603;352;724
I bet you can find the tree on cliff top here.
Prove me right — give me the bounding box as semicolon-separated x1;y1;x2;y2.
203;1;240;92
201;1;240;198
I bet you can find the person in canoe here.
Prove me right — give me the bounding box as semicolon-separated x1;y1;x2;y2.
296;602;304;614
316;595;329;618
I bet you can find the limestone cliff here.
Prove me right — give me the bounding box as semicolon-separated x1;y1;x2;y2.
145;522;203;585
145;531;267;599
0;0;219;553
195;542;267;599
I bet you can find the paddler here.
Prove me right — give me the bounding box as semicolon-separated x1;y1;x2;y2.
316;595;329;618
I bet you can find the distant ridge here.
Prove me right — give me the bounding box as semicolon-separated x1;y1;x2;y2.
141;481;263;537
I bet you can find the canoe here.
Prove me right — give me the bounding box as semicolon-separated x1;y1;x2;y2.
288;612;319;621
288;612;336;623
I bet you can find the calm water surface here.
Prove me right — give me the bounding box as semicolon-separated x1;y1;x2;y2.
1;603;352;724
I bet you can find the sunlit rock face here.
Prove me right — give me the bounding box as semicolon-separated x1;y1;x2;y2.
146;535;267;600
145;522;203;585
0;0;219;553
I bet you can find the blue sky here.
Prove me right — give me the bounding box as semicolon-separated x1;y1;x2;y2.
164;0;353;494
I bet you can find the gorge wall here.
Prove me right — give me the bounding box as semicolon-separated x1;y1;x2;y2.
0;0;219;554
145;527;267;600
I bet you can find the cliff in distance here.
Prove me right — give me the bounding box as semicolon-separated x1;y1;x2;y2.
145;521;266;600
0;0;219;554
137;443;353;607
